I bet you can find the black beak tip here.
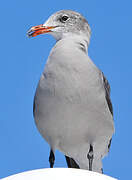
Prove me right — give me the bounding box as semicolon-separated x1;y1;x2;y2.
27;28;34;38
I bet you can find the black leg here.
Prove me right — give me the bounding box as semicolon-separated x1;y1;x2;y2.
101;168;103;174
49;149;55;168
87;144;94;171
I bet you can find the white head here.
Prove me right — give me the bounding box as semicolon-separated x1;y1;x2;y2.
27;10;91;44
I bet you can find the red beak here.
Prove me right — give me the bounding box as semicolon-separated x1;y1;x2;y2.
27;24;55;37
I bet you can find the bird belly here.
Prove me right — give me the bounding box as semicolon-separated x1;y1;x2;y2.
34;79;114;157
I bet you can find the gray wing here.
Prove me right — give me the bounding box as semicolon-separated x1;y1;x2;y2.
101;72;113;151
102;72;113;116
33;98;35;117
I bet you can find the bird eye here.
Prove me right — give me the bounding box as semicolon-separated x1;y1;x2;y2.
60;15;69;22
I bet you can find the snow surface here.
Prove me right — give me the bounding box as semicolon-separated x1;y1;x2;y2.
2;168;117;180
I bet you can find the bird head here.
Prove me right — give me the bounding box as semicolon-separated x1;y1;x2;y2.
27;10;91;43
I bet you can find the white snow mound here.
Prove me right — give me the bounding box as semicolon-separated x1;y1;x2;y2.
2;168;117;180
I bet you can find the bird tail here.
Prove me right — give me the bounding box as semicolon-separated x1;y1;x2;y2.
65;155;103;173
65;156;80;169
92;157;103;173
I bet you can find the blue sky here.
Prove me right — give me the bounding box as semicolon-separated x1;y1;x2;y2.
0;0;131;179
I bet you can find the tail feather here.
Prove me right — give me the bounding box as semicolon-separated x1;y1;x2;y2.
65;156;80;169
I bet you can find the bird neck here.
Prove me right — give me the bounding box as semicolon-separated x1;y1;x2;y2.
58;34;89;54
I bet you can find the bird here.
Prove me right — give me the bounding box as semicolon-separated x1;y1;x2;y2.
27;10;115;173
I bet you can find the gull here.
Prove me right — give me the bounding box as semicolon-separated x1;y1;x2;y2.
27;10;115;173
